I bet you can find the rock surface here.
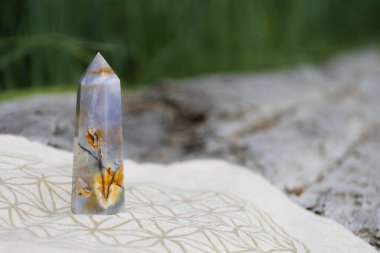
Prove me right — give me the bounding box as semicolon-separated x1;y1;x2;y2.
1;50;380;249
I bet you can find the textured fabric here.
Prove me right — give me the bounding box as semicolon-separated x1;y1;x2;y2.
0;135;375;253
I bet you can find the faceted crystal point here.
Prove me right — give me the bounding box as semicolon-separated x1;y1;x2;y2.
71;53;124;214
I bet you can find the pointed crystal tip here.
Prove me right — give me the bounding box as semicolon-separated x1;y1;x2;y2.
79;52;119;85
86;52;114;75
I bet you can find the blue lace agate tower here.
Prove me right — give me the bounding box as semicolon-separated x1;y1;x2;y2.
71;53;124;214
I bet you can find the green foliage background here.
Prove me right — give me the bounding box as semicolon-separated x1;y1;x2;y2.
1;0;380;90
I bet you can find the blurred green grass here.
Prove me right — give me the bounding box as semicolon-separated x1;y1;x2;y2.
1;0;380;91
0;85;75;102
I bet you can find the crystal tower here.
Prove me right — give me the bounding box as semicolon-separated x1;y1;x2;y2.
71;53;124;214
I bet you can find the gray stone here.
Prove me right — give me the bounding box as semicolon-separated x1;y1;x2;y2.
0;95;76;149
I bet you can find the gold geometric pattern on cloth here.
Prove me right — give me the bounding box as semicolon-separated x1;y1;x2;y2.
0;152;309;253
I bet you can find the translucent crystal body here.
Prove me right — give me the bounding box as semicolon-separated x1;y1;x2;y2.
71;53;124;214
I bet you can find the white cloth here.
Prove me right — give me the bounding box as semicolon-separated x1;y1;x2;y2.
0;135;375;253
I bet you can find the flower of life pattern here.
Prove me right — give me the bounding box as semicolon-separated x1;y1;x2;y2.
0;152;309;253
